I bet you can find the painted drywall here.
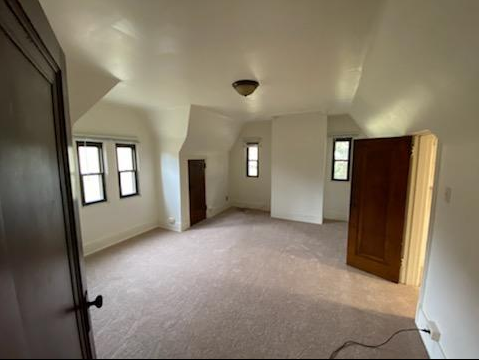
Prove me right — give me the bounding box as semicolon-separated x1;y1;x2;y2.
66;57;120;124
351;0;479;357
324;114;362;221
73;101;160;255
147;106;190;232
327;113;363;137
40;0;383;121
271;112;327;224
229;120;272;211
179;106;242;229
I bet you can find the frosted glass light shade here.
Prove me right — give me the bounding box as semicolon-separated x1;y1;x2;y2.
232;80;259;97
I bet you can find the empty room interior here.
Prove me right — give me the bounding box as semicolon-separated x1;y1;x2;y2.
1;0;478;359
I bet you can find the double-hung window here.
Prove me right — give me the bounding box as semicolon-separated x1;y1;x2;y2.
332;138;352;181
77;142;107;205
246;143;259;178
116;144;139;198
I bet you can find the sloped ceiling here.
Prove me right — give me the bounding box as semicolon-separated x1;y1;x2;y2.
40;0;383;121
66;58;120;123
181;105;242;154
351;0;479;143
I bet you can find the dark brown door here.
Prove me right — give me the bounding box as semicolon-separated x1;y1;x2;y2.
0;0;95;358
347;137;412;283
188;160;207;226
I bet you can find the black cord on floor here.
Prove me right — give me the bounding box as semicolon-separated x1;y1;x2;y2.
329;328;431;359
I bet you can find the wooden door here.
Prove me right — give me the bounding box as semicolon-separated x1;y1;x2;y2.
0;0;95;358
347;137;412;283
188;160;207;226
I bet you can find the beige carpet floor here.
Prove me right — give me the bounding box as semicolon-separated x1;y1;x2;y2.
86;208;428;359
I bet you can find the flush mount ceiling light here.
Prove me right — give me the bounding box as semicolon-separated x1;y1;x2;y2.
232;80;259;97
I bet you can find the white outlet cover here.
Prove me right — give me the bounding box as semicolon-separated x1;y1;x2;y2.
428;321;441;342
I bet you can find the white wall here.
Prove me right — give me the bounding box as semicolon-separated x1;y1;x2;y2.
324;114;362;221
73;101;160;255
156;137;185;231
66;57;120;124
271;112;327;224
179;105;241;229
229;120;272;211
351;0;479;357
147;106;190;232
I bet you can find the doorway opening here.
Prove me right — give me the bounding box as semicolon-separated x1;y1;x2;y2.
188;159;207;226
346;133;439;285
401;132;439;287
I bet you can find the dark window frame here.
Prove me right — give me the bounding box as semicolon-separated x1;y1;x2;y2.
76;141;107;206
332;137;353;182
246;143;260;178
116;143;140;199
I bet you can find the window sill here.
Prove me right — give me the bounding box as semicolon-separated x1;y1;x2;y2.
120;193;141;199
82;199;108;207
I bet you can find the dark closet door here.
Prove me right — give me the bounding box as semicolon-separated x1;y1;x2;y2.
347;137;412;283
188;160;207;226
0;0;95;358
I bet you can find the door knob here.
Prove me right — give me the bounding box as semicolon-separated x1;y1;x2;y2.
87;295;103;309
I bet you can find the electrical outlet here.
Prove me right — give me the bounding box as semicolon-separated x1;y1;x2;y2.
168;217;176;225
428;321;441;342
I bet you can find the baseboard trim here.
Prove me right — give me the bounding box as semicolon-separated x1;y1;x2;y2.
232;200;271;212
323;209;349;222
416;307;447;359
159;221;182;233
208;203;232;218
271;211;323;225
181;204;233;232
83;222;159;256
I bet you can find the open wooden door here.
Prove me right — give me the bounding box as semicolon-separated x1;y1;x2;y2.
0;0;96;357
347;137;412;283
188;160;207;226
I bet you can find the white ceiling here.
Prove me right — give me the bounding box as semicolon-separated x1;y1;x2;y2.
40;0;383;121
